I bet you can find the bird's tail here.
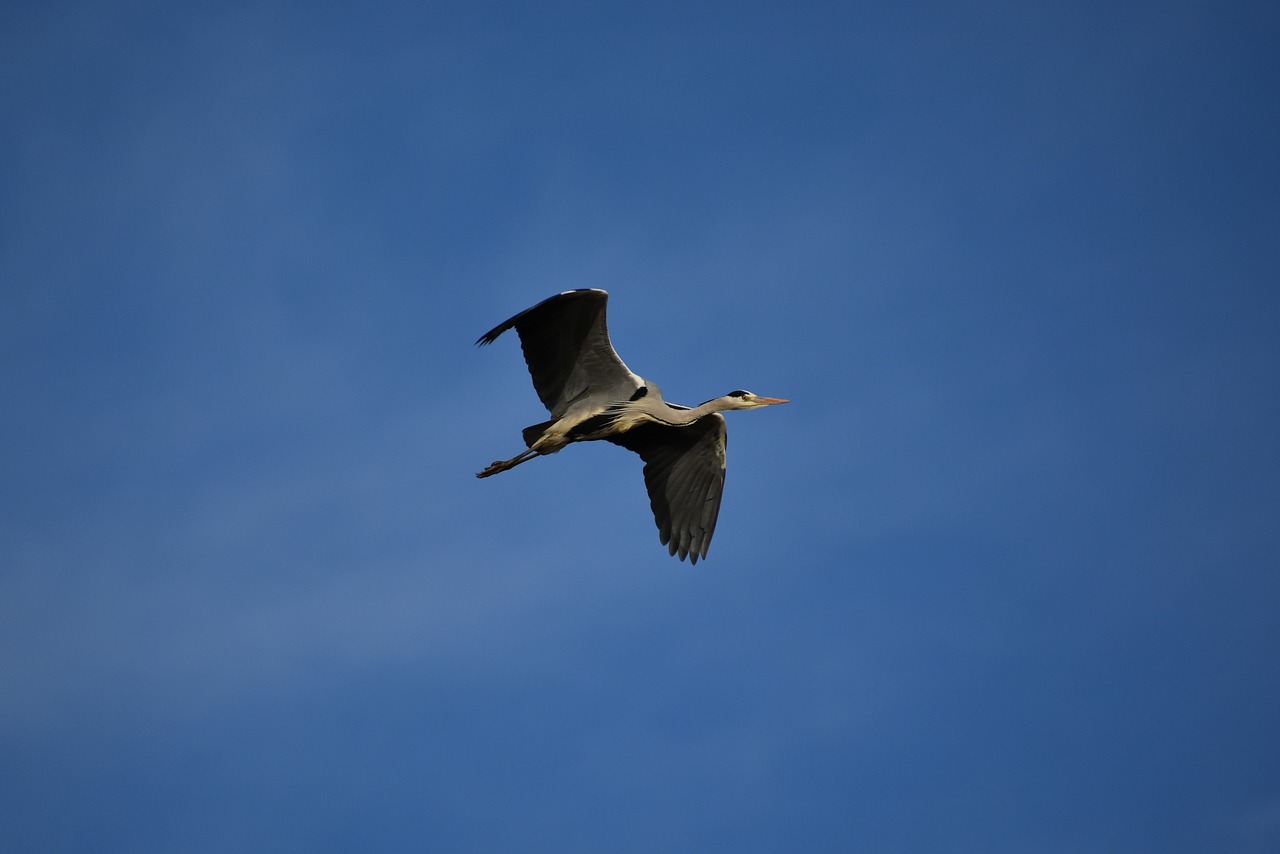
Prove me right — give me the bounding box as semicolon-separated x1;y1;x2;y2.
522;420;554;448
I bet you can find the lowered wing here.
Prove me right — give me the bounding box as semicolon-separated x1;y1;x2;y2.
608;415;727;564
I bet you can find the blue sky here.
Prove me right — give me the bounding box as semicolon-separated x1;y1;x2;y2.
3;1;1279;851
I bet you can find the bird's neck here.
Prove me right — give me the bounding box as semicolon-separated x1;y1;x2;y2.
646;396;730;427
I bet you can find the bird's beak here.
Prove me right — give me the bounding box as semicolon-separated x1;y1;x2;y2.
755;396;789;405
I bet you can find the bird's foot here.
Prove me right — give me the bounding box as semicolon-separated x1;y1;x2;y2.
476;449;537;478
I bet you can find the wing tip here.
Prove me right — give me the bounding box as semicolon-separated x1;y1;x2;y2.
653;495;716;566
475;322;511;347
476;289;610;347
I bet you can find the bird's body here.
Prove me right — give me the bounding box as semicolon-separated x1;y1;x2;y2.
475;289;786;564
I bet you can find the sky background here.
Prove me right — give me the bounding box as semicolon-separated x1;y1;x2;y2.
3;1;1279;851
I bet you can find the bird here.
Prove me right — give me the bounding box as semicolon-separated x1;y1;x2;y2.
474;288;787;564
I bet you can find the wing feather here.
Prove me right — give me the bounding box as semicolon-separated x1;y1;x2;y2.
475;289;642;417
607;415;727;564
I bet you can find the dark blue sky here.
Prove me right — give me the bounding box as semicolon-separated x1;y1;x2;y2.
3;1;1279;851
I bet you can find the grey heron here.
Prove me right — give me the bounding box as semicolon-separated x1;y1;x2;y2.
475;288;788;564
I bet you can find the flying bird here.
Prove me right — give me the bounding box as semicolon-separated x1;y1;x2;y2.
475;289;787;564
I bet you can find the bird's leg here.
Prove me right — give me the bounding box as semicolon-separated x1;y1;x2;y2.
476;448;539;478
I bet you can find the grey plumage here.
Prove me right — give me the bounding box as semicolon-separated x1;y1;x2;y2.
606;417;726;564
475;289;787;564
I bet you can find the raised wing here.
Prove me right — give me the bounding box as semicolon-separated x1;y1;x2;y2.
476;289;643;418
608;415;727;564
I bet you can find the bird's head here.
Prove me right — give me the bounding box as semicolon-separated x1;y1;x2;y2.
718;389;790;410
